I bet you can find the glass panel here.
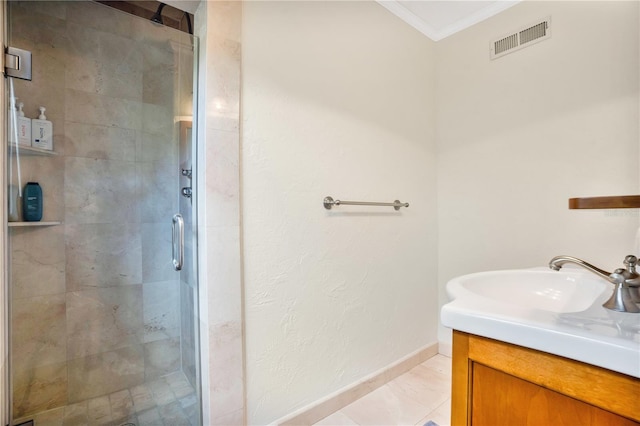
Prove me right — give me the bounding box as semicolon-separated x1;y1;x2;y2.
5;1;200;424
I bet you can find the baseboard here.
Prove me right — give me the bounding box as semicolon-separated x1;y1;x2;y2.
274;341;439;425
438;341;452;357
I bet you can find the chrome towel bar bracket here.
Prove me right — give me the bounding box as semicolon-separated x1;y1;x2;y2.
323;196;409;211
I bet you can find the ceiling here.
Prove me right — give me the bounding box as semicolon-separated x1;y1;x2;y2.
377;1;520;41
159;0;520;42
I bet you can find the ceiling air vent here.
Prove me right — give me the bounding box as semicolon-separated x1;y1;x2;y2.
491;17;551;60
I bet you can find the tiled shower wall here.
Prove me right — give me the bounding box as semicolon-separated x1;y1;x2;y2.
8;1;194;418
194;1;244;423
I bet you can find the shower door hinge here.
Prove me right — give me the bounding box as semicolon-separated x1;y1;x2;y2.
4;46;32;81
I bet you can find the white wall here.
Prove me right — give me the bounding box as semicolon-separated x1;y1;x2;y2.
241;1;438;423
436;1;640;346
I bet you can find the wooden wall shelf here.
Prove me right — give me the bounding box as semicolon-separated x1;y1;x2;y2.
569;195;640;209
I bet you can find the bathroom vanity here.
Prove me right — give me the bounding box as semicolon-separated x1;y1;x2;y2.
451;331;640;425
441;267;640;425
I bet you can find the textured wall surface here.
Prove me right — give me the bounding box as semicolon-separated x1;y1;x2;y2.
242;2;439;423
436;1;640;347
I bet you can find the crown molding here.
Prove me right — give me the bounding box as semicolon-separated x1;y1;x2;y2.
377;1;441;40
438;1;520;40
377;1;521;41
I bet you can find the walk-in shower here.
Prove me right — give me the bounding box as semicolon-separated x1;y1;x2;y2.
3;1;201;424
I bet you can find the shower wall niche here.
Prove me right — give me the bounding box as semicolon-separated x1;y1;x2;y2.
7;1;199;423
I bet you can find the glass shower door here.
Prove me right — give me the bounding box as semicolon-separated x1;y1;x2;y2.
5;1;200;424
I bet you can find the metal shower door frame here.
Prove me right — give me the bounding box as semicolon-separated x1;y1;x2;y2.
0;0;10;422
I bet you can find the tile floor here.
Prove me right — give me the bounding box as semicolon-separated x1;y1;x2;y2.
13;372;198;426
14;356;451;426
313;354;452;426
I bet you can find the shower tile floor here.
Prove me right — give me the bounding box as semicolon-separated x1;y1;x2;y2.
13;372;198;426
312;354;452;426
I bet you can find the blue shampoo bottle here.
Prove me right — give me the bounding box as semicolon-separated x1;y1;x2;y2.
23;182;42;221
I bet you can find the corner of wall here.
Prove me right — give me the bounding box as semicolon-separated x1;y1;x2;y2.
195;1;245;424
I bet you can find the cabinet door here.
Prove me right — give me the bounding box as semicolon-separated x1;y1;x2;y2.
471;363;640;426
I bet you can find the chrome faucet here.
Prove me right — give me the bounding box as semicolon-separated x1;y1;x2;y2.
549;255;640;313
549;256;612;280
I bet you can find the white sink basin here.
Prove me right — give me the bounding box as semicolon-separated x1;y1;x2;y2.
447;269;607;313
441;267;640;378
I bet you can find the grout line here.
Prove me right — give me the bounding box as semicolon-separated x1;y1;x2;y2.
313;356;452;426
420;398;451;426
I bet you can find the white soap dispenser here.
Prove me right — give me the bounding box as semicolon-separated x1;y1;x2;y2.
17;102;32;147
31;106;53;150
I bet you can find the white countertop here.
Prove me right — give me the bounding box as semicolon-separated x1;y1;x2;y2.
441;268;640;378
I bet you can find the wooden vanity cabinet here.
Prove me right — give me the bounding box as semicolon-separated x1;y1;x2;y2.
451;330;640;425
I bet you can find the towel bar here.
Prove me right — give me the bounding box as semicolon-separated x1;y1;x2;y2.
323;196;409;211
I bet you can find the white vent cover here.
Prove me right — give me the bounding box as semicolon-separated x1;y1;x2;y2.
491;17;551;60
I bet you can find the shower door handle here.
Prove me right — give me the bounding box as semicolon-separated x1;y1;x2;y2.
172;214;184;271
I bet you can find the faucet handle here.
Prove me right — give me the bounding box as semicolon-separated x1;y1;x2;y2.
624;255;638;271
622;256;640;297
